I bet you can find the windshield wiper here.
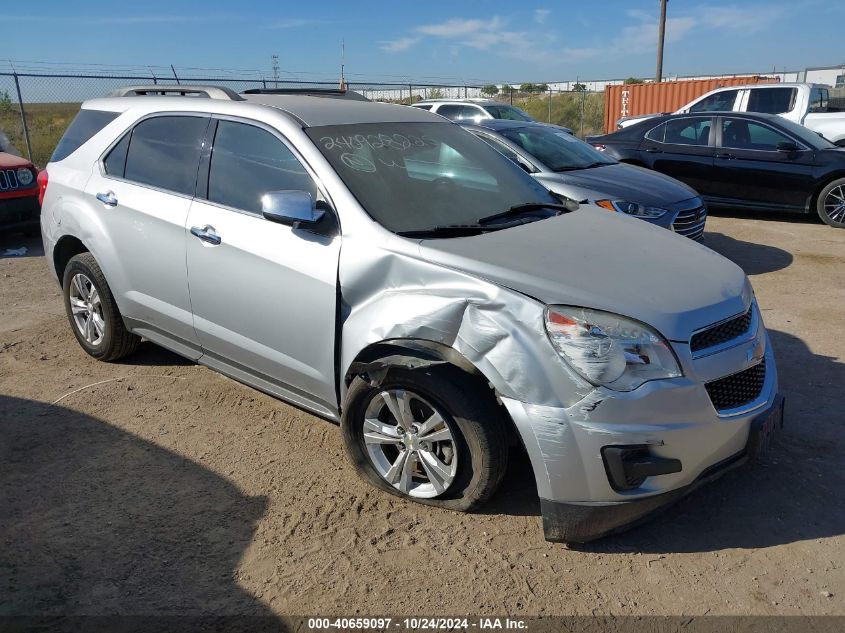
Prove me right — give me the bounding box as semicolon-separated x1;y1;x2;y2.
552;162;609;172
477;202;572;226
396;224;490;238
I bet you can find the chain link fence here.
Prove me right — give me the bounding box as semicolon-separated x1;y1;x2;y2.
0;71;604;167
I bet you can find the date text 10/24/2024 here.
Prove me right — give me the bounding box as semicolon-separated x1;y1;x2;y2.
307;617;528;630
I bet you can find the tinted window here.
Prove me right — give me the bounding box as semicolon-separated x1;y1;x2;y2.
809;87;829;113
648;118;711;146
721;118;791;151
688;89;739;113
306;122;557;234
208;120;317;214
436;105;483;121
500;126;616;170
483;105;533;121
473;132;521;163
51;109;118;162
124;116;207;195
746;88;797;114
103;133;130;177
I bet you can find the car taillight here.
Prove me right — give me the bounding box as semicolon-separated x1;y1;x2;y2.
37;170;48;206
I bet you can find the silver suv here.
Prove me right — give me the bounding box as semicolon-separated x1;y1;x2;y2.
41;86;783;543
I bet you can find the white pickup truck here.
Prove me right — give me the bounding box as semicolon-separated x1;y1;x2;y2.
617;83;845;145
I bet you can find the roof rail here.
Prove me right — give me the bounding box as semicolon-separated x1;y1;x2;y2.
241;87;370;101
108;85;245;101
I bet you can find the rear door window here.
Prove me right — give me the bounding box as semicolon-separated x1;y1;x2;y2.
123;116;208;196
207;120;318;214
809;87;829;113
51;109;118;162
436;104;484;121
746;88;797;114
688;90;739;113
647;117;712;146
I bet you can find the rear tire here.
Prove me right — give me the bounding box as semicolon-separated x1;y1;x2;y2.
62;252;140;361
816;177;845;228
342;366;509;511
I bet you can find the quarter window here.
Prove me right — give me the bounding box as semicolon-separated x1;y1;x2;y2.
124;116;208;195
746;88;797;114
688;90;739;113
721;118;793;151
208;120;318;214
103;133;130;177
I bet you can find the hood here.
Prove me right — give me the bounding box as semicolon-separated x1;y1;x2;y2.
534;163;698;208
0;152;34;170
417;207;749;342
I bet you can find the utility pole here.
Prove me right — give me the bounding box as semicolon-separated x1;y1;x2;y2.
340;39;346;89
272;54;280;88
655;0;667;82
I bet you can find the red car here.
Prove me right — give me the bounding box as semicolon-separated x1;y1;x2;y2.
0;150;40;236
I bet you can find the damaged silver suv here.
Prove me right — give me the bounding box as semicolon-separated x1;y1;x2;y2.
40;85;783;542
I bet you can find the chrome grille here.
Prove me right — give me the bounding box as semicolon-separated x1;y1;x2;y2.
691;305;754;353
705;362;766;412
672;203;707;241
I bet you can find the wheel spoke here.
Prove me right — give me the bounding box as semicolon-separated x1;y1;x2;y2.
384;449;409;484
84;315;95;343
398;451;416;494
417;411;444;436
363;418;403;445
70;298;88;314
92;313;105;339
419;427;452;443
418;450;452;492
72;275;88;300
381;390;414;427
88;287;100;308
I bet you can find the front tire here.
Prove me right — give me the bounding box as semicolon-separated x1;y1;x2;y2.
816;177;845;228
342;366;508;511
62;252;140;361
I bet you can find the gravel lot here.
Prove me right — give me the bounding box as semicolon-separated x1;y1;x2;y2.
1;213;843;617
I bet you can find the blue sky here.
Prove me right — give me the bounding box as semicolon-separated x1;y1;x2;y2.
3;1;844;82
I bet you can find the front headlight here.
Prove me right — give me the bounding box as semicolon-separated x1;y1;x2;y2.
16;167;34;187
594;199;668;219
544;306;682;391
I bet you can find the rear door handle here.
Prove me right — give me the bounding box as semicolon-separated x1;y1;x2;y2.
644;147;662;153
190;224;222;245
96;191;118;207
715;152;736;159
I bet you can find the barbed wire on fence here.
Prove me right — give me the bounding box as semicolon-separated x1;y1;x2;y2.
0;70;606;166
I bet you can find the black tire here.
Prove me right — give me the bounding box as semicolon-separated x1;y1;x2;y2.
816;177;845;228
62;252;140;361
342;365;509;511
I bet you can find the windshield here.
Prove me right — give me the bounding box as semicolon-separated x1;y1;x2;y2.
484;105;533;121
306;122;558;234
500;125;617;170
774;117;837;149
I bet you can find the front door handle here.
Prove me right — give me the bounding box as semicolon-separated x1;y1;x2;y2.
715;152;736;160
644;147;663;153
96;191;118;207
190;225;222;245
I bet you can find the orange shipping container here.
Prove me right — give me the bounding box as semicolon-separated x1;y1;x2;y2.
603;76;780;133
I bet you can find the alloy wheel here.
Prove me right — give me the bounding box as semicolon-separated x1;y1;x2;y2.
68;273;106;346
823;185;845;224
362;389;458;498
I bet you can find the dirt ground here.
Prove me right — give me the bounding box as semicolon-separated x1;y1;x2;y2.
1;212;843;618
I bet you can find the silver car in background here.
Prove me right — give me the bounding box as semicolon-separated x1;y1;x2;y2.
40;86;783;543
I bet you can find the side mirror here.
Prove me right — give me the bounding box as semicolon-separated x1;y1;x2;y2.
776;141;799;153
261;191;325;227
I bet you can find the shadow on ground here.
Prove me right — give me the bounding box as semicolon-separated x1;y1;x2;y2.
0;395;275;618
704;231;794;275
484;328;845;553
0;233;43;259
